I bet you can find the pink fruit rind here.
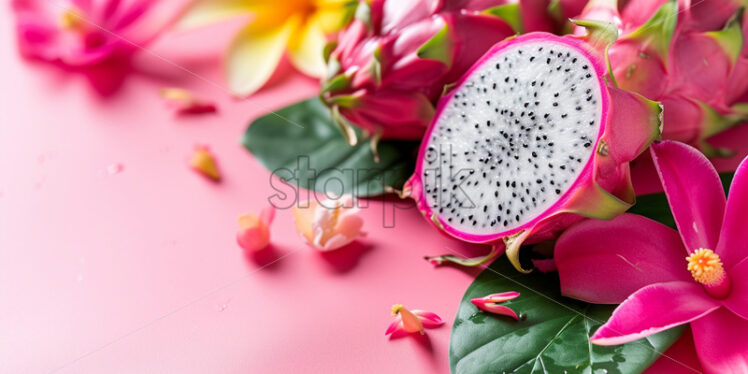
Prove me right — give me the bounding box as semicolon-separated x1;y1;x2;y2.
406;30;661;272
322;1;517;142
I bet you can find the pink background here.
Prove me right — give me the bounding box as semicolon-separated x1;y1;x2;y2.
2;7;744;374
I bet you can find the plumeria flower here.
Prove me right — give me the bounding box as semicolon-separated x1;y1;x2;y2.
385;304;444;336
555;140;748;373
471;292;520;320
292;197;364;251
13;0;183;66
236;206;275;252
179;0;358;97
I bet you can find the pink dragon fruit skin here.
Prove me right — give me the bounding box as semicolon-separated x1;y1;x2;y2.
321;0;531;143
619;0;745;33
405;25;662;272
588;0;748;156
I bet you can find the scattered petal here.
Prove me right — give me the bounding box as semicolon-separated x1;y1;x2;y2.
471;292;521;319
236;206;275;252
386;304;443;336
190;146;220;181
160;88;216;115
293;197;364;251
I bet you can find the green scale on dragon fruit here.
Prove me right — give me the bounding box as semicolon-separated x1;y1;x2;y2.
405;22;662;272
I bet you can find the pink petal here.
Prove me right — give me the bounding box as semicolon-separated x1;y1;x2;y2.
591;281;721;346
412;310;444;328
236;226;269;252
385;315;403;335
260;205;275;226
723;257;748;320
650;141;726;252
556;214;691;304
716;156;748;269
471;300;519;320
691;308;748;373
480;292;520;303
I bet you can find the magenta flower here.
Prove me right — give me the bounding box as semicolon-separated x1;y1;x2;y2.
12;0;182;66
555;140;748;373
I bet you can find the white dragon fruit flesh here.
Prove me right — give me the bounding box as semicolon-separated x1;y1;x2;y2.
404;23;663;272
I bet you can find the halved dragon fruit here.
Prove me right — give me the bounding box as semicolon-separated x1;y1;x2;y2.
404;23;662;272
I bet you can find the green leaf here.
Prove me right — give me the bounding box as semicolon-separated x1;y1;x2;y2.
416;25;455;67
628;172;736;229
483;4;525;33
625;1;678;64
242;98;418;197
450;258;684;374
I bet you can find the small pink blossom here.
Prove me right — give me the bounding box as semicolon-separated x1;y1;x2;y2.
385;304;444;336
471;292;520;320
292;197;364;251
13;0;183;66
236;206;275;252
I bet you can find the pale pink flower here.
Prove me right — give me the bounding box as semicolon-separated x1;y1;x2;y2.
292;197;364;251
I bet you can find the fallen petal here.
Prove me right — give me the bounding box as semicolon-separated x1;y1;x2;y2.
160;88;216;115
385;315;402;335
477;292;521;303
387;304;443;336
412;310;445;328
190;147;220;181
472;302;519;320
236;210;272;252
471;292;521;319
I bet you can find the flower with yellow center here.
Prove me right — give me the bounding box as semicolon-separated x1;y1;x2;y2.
686;248;727;286
179;0;357;97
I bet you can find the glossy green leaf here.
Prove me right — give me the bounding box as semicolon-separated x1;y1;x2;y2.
242;98;418;197
629;171;735;229
450;258;684;374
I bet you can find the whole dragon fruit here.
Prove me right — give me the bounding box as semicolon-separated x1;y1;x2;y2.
321;0;543;144
578;0;748;156
403;22;662;272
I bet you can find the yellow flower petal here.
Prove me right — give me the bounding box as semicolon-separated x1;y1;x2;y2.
314;0;357;33
287;17;328;78
177;0;253;29
226;17;300;97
